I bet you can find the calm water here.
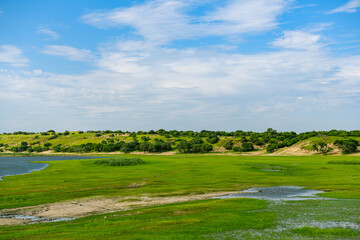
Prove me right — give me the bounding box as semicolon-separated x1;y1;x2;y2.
0;214;75;224
0;156;100;180
215;186;325;201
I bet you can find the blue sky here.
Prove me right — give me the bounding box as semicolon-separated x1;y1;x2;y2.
0;0;359;132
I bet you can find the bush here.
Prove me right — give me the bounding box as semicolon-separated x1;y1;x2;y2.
224;141;234;150
201;143;213;153
334;139;359;154
312;142;332;155
207;136;219;144
266;143;278;153
233;147;241;152
177;140;212;153
94;158;144;166
241;142;254;152
328;160;360;165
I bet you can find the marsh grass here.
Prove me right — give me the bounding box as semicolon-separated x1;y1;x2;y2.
1;155;360;239
327;160;360;165
94;158;144;166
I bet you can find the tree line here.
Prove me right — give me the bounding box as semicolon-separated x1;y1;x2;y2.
1;128;359;154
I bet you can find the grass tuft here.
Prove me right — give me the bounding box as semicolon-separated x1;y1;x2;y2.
327;160;360;165
94;158;144;166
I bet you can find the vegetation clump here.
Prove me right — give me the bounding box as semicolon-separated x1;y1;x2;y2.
328;160;360;165
94;158;144;166
312;142;333;155
334;139;359;154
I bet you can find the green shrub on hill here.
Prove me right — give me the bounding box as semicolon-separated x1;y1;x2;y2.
334;139;359;154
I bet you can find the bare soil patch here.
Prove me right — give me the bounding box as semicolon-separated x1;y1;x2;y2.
0;191;242;225
0;217;25;226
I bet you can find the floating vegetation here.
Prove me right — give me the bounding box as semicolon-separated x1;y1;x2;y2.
94;158;144;166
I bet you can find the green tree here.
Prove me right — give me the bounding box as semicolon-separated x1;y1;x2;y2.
312;142;332;155
266;143;278;153
334;139;359;154
241;142;254;152
224;141;234;150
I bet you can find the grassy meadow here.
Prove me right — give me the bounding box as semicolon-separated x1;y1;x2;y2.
0;154;360;239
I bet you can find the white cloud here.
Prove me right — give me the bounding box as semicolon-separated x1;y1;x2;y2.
33;69;43;75
0;45;29;67
1;43;360;131
272;30;322;51
328;0;360;13
98;51;149;74
38;27;59;39
81;0;292;44
81;0;193;44
42;45;92;61
205;0;292;34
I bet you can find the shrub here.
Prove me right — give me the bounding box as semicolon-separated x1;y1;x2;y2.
312;142;332;155
201;143;213;153
94;158;144;166
328;160;360;165
233;146;241;152
334;139;359;154
207;136;219;144
49;135;58;140
266;143;278;153
177;140;212;153
241;142;254;152
224;141;234;150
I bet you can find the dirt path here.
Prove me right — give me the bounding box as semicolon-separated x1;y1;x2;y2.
0;191;241;226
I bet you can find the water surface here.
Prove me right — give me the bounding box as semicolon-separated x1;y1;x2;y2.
215;186;325;201
0;214;74;224
0;156;100;180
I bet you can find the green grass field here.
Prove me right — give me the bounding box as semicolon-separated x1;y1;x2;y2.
0;154;360;239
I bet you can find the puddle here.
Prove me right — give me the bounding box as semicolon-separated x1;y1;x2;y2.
284;220;360;230
215;186;325;201
0;214;75;224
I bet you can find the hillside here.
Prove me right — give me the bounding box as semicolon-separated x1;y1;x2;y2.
0;129;359;156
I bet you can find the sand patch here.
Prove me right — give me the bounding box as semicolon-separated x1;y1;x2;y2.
0;217;25;226
0;191;242;225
